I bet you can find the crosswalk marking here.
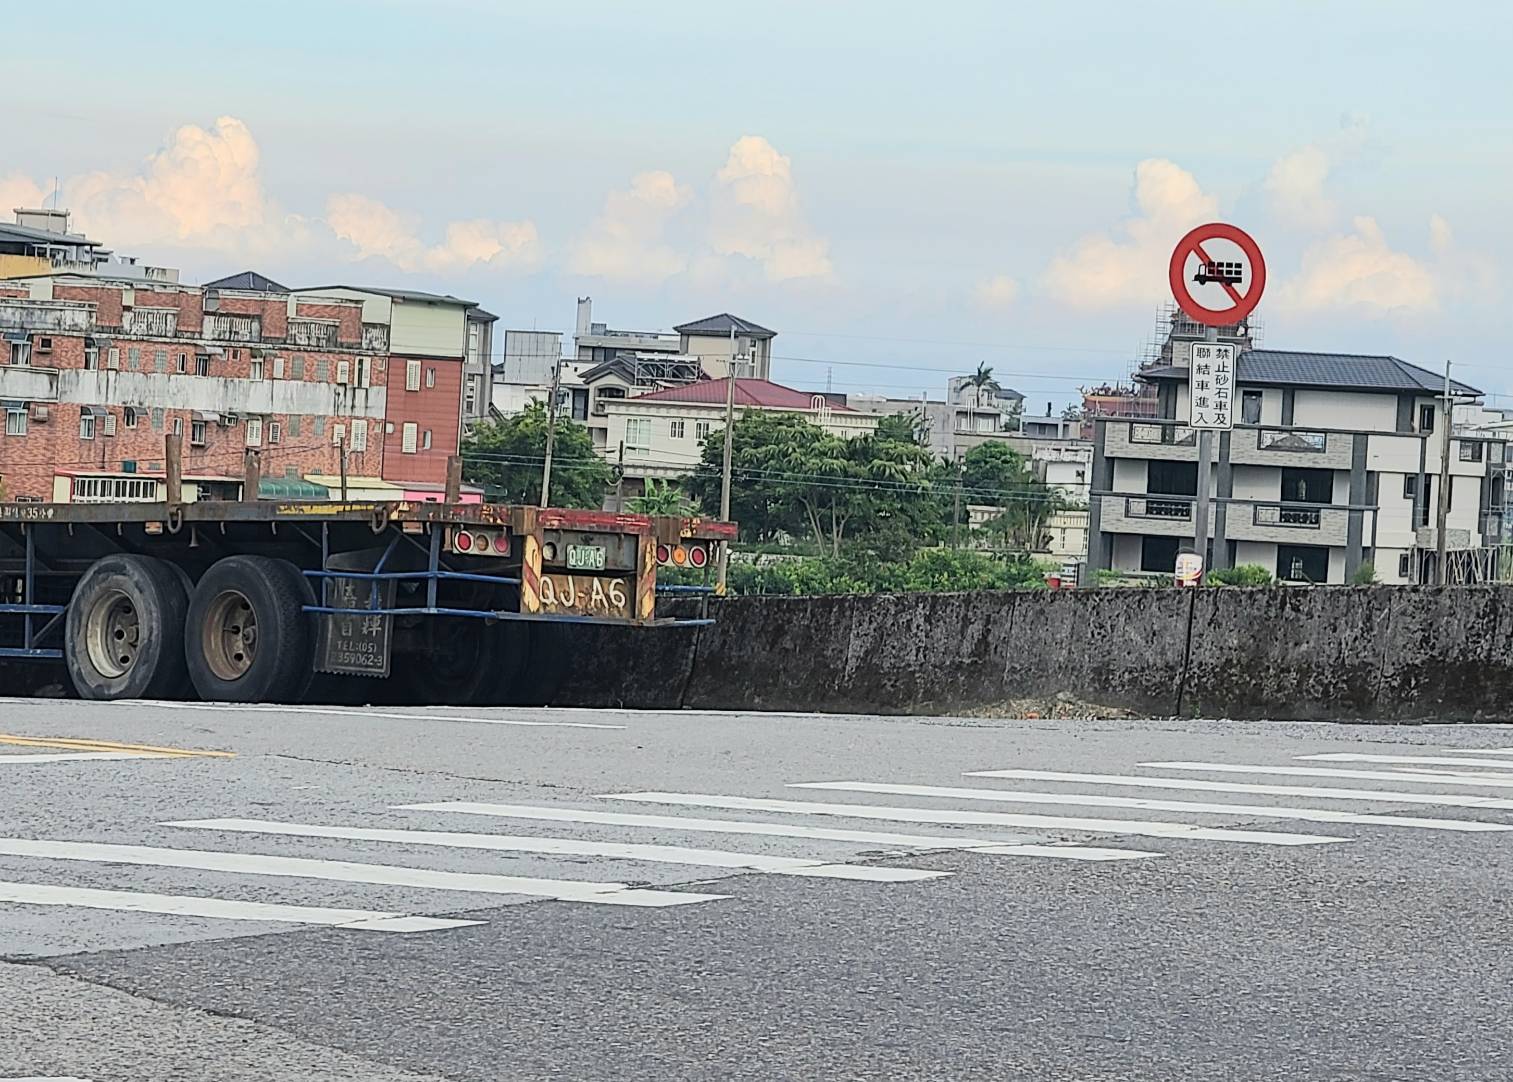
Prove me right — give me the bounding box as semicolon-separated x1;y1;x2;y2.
0;880;481;932
1436;748;1513;755
1145;761;1513;790
0;837;723;908
0;752;165;765
965;768;1513;810
397;800;1043;849
789;781;1512;833
971;844;1160;861
1299;753;1513;770
167;818;945;883
611;793;1350;846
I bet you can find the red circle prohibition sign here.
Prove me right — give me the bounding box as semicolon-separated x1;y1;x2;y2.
1168;222;1266;325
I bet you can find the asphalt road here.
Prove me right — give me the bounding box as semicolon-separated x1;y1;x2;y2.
3;697;1513;1081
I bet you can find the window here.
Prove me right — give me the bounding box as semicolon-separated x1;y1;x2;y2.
669;420;686;439
124;407;138;429
695;421;711;441
1459;441;1485;463
1139;535;1180;574
172;416;183;438
1403;475;1417;499
7;342;30;366
291;356;305;380
331;422;346;446
313;415;326;438
84;346;98;370
195;354;210;377
80;412;96;440
128;347;141;369
1148;460;1198;496
1419;404;1436;433
190;420;207;447
151;408;164;430
37;336;52;353
5;404;26;436
336;360;351;384
465;376;478;412
316;359;330;382
1241;389;1263;425
250;357;265;380
355;357;372;388
424;367;435;389
102;412;117;437
267;421;282;445
176;353;188;374
107;347;120;370
350;418;367;452
245;417;263;447
1280;467;1333;504
1398;553;1411;579
422;429;432;450
401;422;418;454
272;357;285;379
1277;544;1330;583
71;477;158;503
405;360;421;391
625;417;652;454
154;350;167;372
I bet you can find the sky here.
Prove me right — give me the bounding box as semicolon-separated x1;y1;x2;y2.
4;0;1510;410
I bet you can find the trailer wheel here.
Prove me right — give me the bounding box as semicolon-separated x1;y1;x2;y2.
400;618;528;705
65;555;191;702
185;556;312;703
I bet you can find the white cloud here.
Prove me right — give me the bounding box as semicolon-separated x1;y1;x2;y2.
568;170;692;284
1264;145;1334;230
709;135;832;281
1042;158;1218;310
326;192;540;274
1275;216;1438;316
974;274;1020;309
0;173;49;215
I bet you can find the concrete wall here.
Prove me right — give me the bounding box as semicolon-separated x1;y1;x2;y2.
558;586;1513;722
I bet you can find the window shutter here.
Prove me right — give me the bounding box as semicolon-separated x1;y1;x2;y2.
351;419;368;452
336;360;351;384
245;418;263;447
401;422;418;454
107;348;120;370
267;421;282;445
272;357;285;379
332;422;346;446
102;413;117;437
406;360;421;391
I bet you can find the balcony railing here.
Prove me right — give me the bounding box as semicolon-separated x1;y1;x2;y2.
1257;429;1327;452
1126;495;1193;520
1254;503;1322;528
1129;422;1196;446
125;308;178;337
288;319;339;349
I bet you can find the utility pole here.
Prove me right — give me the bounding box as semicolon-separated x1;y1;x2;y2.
539;359;563;508
1435;359;1453;586
717;325;738;595
164;433;182;512
614;441;625;513
242;449;261;503
1191;325;1218;571
951;452;963;548
339;441;349;502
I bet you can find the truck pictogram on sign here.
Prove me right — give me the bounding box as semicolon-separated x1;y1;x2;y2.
1168;223;1266;326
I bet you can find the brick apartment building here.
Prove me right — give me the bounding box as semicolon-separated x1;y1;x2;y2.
0;259;477;503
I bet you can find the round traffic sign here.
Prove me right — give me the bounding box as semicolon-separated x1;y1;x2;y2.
1168;222;1266;326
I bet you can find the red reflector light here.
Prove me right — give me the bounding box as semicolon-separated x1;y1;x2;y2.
493;533;510;554
455;531;473;552
656;544;670;565
688;544;708;568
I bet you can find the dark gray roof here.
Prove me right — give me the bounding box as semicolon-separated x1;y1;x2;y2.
469;308;499;323
301;285;477;307
203;270;289;293
0;222;99;247
1140;349;1481;396
673;313;775;338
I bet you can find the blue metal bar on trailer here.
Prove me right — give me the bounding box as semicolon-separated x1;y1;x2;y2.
301;570;522;587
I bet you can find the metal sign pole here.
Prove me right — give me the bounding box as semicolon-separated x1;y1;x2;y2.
1193;325;1218;568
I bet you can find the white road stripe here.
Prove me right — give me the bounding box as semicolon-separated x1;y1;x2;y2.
0;752;165;765
610;793;1349;846
0;837;721;908
1437;748;1513;755
143;700;625;730
789;781;1511;833
965;768;1513;810
0;880;480;932
1300;753;1513;769
168;818;943;883
972;845;1159;861
1145;761;1513;790
398;800;1041;849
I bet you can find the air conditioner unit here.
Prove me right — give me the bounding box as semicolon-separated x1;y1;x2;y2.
29;404;49;423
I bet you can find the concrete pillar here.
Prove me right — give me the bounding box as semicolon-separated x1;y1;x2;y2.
1087;420;1112;575
1345;434;1367;580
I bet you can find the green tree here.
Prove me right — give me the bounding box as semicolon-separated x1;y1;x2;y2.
967;362;996;405
685;410;944;557
959;442;1062;552
628;478;690;516
461;404;612;508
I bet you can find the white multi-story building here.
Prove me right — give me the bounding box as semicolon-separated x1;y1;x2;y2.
1089;349;1507;584
600;379;876;481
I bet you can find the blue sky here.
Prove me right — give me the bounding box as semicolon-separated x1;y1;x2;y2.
6;1;1510;406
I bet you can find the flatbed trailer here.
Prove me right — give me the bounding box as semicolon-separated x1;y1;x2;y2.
0;499;734;704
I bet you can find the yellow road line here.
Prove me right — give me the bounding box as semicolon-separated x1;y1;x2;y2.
0;733;234;759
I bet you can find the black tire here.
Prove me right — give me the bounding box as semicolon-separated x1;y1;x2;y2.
184;556;313;703
400;619;530;705
514;623;570;706
64;555;191;701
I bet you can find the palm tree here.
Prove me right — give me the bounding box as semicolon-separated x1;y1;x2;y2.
968;362;998;408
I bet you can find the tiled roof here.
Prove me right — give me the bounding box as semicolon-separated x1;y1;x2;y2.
672;313;776;338
203;270;289;293
632;378;851;410
300;285;478;307
1140;349;1481;396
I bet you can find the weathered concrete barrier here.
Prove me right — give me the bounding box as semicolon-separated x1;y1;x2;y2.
561;586;1513;722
